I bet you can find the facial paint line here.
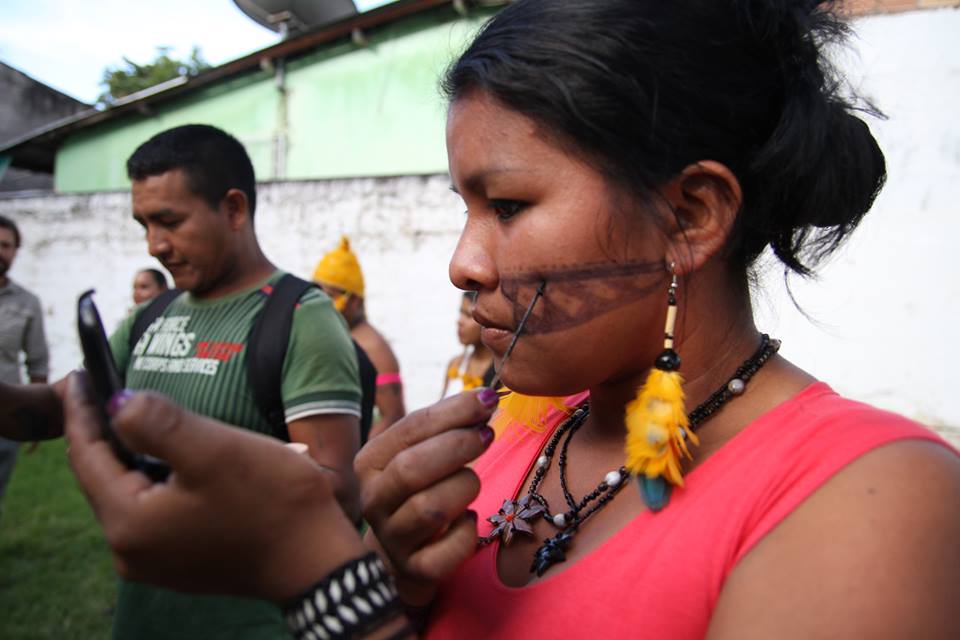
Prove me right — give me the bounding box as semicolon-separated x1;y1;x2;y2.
501;257;665;335
501;256;663;284
488;279;545;391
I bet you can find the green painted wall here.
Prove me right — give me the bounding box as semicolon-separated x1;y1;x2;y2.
54;7;492;192
56;72;278;192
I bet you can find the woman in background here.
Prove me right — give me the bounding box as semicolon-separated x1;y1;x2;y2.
441;293;495;398
314;236;406;438
131;268;168;306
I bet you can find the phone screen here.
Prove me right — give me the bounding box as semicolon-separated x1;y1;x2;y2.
77;290;169;481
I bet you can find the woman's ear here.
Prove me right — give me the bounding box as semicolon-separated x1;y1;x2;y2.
658;161;742;274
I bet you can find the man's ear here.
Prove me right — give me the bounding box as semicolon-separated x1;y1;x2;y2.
657;161;742;274
221;188;251;230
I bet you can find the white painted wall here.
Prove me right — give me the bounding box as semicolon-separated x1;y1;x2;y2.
753;8;960;442
1;8;957;441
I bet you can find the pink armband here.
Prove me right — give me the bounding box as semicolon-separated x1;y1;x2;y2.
376;372;402;386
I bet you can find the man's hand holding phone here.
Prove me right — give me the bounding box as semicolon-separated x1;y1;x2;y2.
63;372;366;602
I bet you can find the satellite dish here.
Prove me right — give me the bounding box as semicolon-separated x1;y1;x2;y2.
233;0;359;37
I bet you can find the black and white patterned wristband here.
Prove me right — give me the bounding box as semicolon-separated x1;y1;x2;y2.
283;552;402;640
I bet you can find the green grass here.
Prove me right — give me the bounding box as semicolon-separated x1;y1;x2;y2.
0;439;116;639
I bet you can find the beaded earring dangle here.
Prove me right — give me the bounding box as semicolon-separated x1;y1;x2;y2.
624;262;697;511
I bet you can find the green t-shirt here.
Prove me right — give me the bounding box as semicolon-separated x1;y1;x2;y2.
108;271;361;640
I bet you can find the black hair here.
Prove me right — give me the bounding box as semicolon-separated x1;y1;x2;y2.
138;268;169;289
443;0;886;276
0;214;21;248
126;124;257;218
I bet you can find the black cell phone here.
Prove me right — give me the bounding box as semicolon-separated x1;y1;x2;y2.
77;290;170;481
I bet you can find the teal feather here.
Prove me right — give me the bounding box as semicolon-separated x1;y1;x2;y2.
639;476;672;512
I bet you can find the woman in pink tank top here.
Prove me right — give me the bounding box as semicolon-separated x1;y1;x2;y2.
56;1;960;639
354;1;960;639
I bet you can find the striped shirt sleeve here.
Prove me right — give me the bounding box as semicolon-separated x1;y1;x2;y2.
281;288;362;423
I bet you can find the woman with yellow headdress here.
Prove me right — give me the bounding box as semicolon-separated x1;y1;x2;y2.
313;236;406;439
441;292;495;399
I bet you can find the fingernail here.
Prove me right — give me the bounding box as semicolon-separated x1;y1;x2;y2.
70;369;92;395
107;389;134;417
477;387;499;409
285;442;309;456
478;426;495;448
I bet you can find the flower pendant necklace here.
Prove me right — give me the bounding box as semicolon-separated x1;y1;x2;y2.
479;406;630;575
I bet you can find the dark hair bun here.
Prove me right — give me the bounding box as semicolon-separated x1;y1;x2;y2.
735;0;887;274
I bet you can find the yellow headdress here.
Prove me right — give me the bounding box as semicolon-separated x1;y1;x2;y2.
313;235;365;298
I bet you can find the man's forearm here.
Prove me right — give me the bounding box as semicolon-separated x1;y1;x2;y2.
288;414;363;524
0;381;64;441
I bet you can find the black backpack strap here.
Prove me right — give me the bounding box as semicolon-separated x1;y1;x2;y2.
246;273;375;443
128;289;182;354
353;342;378;444
246;274;313;442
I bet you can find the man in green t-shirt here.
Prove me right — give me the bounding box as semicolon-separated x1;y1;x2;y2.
0;125;363;640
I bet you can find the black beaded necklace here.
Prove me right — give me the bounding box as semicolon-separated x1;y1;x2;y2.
480;334;781;577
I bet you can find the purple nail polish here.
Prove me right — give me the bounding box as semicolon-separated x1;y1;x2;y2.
478;426;495;448
107;389;134;417
477;387;499;408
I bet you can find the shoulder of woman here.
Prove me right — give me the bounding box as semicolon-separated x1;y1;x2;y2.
707;439;960;639
799;438;960;528
354;326;400;373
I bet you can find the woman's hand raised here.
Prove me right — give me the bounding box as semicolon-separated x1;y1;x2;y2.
355;388;498;607
63;371;368;603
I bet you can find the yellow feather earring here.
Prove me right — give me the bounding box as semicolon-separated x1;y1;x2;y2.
624;263;699;511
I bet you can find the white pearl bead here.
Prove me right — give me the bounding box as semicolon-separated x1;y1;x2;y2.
728;378;745;395
552;513;567;528
537;455;549;468
604;470;622;487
